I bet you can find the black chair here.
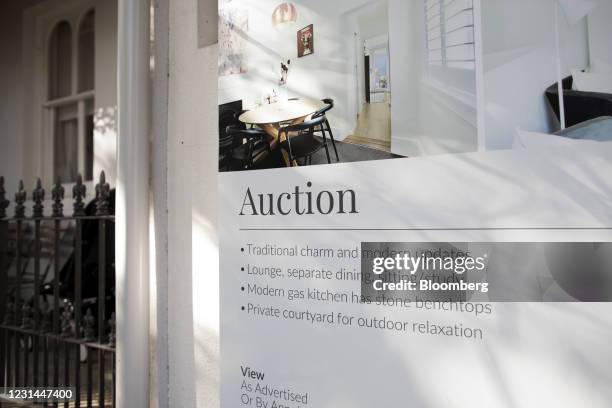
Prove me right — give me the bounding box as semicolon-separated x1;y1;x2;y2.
234;110;254;129
279;116;331;166
312;98;340;162
226;126;273;170
219;131;234;171
546;75;612;128
233;109;273;157
219;107;246;170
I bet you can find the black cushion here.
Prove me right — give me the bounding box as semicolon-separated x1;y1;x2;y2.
281;134;325;158
232;143;268;161
546;76;612;128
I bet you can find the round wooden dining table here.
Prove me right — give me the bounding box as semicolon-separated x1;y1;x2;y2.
238;98;326;166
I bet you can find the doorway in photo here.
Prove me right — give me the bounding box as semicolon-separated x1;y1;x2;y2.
345;0;480;157
346;25;393;152
342;1;392;153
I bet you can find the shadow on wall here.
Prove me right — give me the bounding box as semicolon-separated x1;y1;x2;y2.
94;106;118;185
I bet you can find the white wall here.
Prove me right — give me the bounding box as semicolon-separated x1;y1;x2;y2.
389;0;478;157
482;0;590;150
218;0;355;139
358;6;388;41
388;0;420;155
0;0;42;198
308;0;384;17
588;1;612;67
167;0;220;406
346;1;389;118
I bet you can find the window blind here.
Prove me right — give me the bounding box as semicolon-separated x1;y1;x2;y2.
425;0;475;69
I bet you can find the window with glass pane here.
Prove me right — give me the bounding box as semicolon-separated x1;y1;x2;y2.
84;100;95;181
48;21;73;100
371;48;390;90
78;10;95;92
46;10;96;183
54;105;79;182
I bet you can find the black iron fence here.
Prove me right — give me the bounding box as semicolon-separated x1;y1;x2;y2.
0;171;115;407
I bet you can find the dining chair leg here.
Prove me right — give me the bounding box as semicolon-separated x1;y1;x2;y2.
324;143;331;164
325;120;340;162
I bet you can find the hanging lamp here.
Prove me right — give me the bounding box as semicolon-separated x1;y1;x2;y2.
272;2;298;29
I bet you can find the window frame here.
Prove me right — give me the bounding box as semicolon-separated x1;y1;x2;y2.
42;5;96;184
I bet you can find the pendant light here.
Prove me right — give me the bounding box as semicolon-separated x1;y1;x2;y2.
272;2;297;29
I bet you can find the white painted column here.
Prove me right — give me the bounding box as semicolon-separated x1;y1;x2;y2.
116;0;150;406
554;1;566;130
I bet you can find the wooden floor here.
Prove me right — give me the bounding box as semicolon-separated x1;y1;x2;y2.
345;95;392;153
342;134;390;152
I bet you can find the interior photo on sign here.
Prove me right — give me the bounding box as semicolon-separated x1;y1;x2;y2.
218;0;480;172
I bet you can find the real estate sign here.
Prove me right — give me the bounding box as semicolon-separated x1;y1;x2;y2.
217;1;612;407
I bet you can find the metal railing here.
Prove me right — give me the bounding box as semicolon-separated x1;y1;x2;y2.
0;171;115;407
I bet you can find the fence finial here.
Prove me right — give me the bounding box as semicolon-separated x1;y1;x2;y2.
95;171;111;216
0;176;8;219
14;180;26;219
52;177;65;217
73;174;86;216
32;178;45;218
